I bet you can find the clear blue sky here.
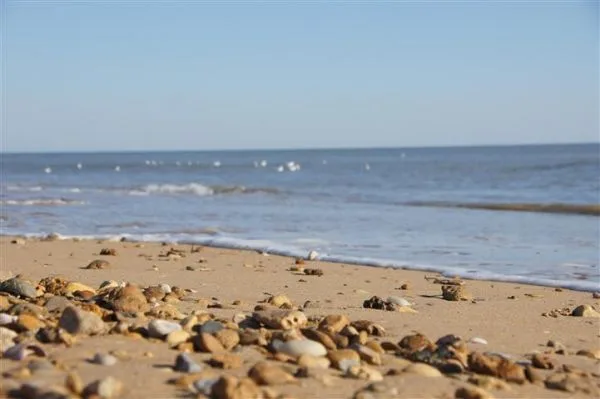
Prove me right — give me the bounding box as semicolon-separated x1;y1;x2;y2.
3;1;599;152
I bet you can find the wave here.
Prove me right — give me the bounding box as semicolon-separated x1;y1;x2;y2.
5;185;44;192
128;183;280;197
404;201;600;216
0;198;86;206
7;232;599;292
504;159;599;173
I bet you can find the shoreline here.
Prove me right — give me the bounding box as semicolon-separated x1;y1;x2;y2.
3;233;599;293
1;235;599;398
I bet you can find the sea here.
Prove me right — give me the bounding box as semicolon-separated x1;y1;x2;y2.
2;143;599;291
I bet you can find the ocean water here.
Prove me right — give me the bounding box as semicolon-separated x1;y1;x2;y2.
2;144;599;291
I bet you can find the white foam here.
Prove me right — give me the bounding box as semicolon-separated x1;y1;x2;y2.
131;183;214;197
1;199;86;206
76;163;83;170
6;185;43;192
213;161;221;167
44;167;52;174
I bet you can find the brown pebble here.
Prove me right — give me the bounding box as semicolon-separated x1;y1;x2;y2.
455;386;494;399
193;332;225;353
99;248;117;256
531;353;555;369
209;353;243;369
248;362;296;385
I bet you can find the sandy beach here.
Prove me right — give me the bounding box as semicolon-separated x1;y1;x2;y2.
1;235;599;399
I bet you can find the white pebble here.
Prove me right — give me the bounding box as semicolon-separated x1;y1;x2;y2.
148;319;182;339
386;296;412;307
92;353;118;366
272;339;327;357
469;337;488;345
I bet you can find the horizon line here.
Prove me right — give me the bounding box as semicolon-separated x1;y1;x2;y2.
3;140;599;156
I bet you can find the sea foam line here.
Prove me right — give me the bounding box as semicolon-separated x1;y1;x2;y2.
7;232;599;293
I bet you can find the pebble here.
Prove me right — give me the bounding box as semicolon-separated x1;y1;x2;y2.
211;375;263;399
442;285;472;301
575;349;600;359
159;283;172;293
85;259;111;269
318;314;350;334
571;304;600;318
66;372;84;395
209;353;243;369
267;294;293;308
192;378;219;395
248;361;297;385
91;353;118;366
297;354;331;369
302;328;337;350
272;339;327;358
44;296;73;313
386;296;411;307
58;306;106;335
346;365;383;381
252;309;308;330
403;363;443;377
199;320;225;334
0;313;18;325
16;314;44;331
64;282;97;295
109;284;148;313
214;329;240;350
531;353;555;369
0;326;18;349
83;376;123;399
194;332;225;353
148;319;182;338
167;330;191;348
174;353;203;372
328;349;361;370
0;277;37;299
351;344;382;365
455;386;494;399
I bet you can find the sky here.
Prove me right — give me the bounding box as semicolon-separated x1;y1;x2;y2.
3;1;599;152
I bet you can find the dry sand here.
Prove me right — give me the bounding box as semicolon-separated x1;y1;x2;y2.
1;236;599;398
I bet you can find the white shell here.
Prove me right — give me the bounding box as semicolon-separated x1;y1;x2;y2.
386;296;412;307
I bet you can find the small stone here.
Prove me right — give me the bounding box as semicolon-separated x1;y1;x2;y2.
192;378;219;396
455;386;494;399
267;294;293;308
148;319;182;339
211;375;263;399
91;353;118;366
99;248;117;256
174;352;203;372
318;314;350;334
58;306;106;335
214;329;240;350
0;313;18;325
297;354;331;369
400;283;409;290
64;282;96;295
16;314;44;332
468;352;525;383
0;278;37;299
442;285;472;301
302;328;337;350
346;364;383;381
83;376;123;398
44;296;73;313
272;339;327;358
209;353;243;369
248;361;297;385
194;332;225;353
253;309;307;330
199;320;225;334
398;333;433;352
524;365;543;384
352;344;382;365
328;349;361;369
65;372;84;395
531;353;554;369
403;363;443;377
167;330;190;348
108;284;148;313
304;268;324;276
0;326;18;350
571;304;600;317
85;259;111;269
575;349;600;359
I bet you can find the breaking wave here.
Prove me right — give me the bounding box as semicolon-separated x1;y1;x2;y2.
404;201;600;216
128;183;280;197
1;198;86;206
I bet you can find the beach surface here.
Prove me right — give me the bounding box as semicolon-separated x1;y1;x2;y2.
1;236;599;398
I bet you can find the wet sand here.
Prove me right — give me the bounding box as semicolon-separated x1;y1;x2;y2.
1;236;599;398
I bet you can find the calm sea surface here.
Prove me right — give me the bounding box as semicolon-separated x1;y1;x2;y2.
2;144;599;291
